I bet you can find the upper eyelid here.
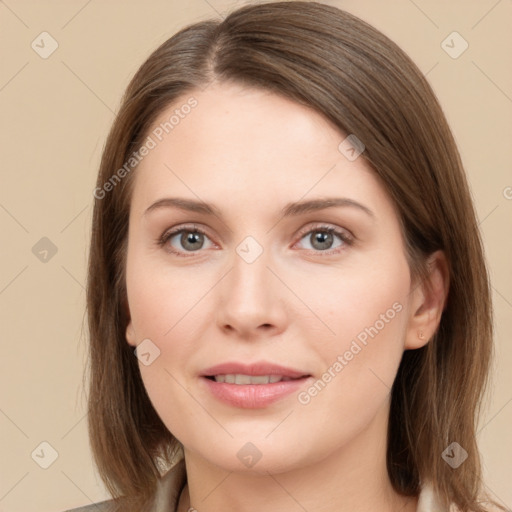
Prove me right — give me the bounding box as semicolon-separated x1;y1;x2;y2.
162;223;213;240
295;222;352;239
162;222;349;237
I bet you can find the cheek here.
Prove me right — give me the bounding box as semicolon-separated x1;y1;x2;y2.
295;250;410;352
125;244;211;342
293;254;410;432
126;270;209;444
125;252;219;431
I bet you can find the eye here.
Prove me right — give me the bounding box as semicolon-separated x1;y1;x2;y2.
294;224;353;254
158;224;216;256
157;223;354;257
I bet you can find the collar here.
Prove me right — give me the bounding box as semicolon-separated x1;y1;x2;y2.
416;481;448;512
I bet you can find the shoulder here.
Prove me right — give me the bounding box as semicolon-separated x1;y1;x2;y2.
62;500;118;512
63;458;187;512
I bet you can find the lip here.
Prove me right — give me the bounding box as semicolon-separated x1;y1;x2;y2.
200;361;312;409
200;361;309;379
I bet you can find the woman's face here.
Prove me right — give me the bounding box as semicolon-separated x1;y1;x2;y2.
124;81;422;474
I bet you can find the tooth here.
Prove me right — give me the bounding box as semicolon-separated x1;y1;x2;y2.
235;374;252;385
213;374;291;384
250;375;271;384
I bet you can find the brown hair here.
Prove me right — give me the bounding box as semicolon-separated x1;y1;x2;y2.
86;2;502;511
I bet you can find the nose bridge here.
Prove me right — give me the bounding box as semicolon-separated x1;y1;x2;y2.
230;234;273;305
216;233;284;332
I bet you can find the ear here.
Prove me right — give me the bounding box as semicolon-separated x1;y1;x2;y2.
123;299;137;347
404;250;450;350
126;319;137;347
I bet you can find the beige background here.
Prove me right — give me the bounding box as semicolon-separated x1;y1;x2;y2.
0;0;511;511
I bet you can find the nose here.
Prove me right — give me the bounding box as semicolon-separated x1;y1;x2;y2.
215;242;287;339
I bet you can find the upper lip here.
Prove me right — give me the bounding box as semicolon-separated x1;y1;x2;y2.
200;361;310;379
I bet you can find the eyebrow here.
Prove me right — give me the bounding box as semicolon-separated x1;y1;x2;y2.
144;196;375;219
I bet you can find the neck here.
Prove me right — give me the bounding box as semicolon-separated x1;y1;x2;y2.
177;401;418;512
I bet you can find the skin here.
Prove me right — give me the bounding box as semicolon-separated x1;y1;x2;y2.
124;81;449;512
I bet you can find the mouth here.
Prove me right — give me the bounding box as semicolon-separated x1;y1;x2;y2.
204;374;307;384
200;361;310;380
200;362;312;408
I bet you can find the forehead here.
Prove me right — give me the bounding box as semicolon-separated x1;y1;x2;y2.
129;82;393;220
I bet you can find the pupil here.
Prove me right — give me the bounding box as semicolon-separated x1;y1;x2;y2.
182;232;203;250
313;231;332;250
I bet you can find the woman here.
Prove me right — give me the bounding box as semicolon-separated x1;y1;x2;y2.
70;2;504;511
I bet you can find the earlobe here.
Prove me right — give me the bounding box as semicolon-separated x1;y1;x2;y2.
123;296;137;347
126;319;137;347
404;250;450;350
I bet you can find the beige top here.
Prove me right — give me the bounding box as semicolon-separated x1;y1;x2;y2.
64;458;447;512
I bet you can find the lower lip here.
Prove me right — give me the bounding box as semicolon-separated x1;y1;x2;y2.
201;376;311;409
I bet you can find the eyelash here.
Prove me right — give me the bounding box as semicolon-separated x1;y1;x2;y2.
156;223;354;257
